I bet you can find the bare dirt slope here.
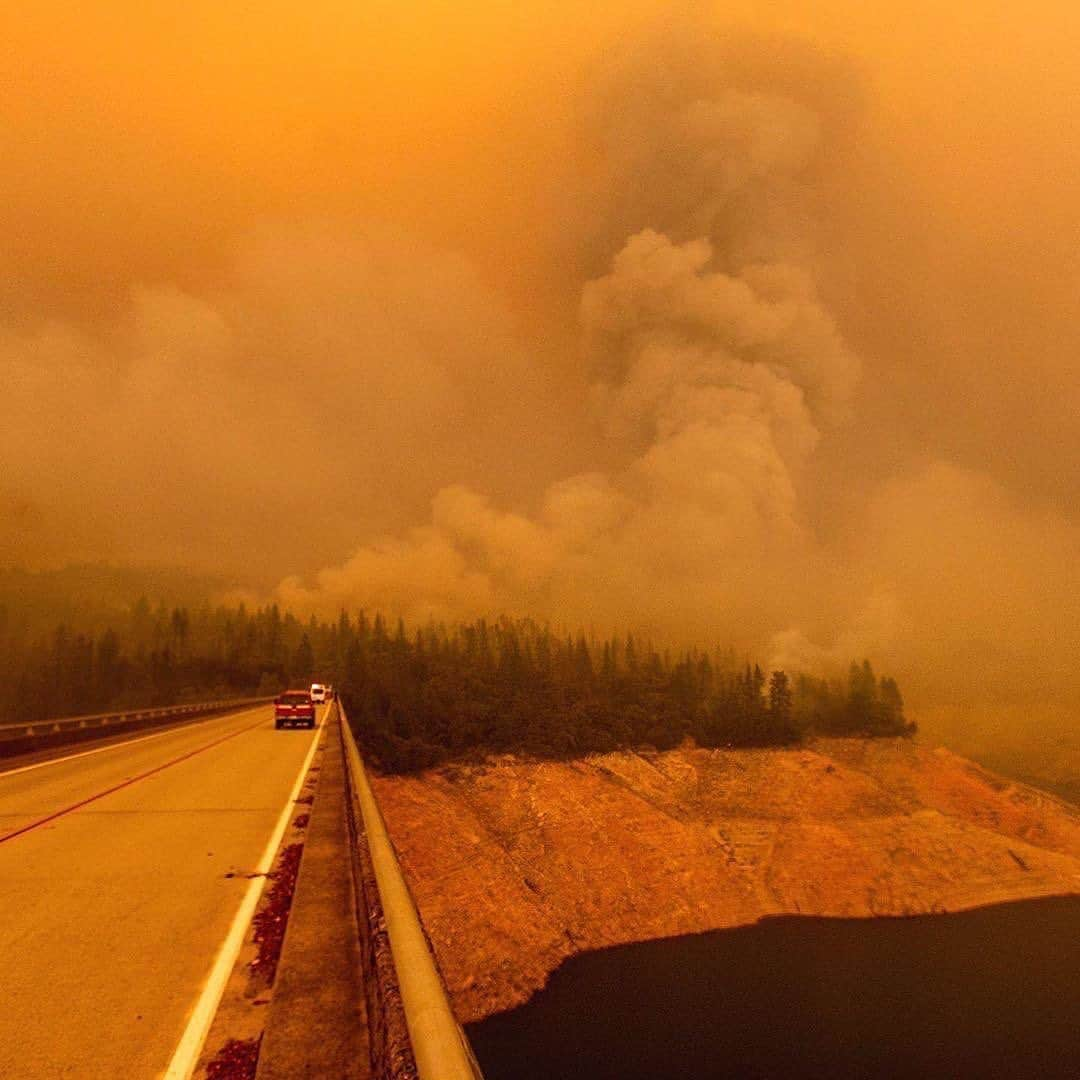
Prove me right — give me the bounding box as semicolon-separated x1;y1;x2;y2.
371;738;1080;1022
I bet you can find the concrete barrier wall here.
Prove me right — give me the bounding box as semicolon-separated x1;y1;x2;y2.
0;697;274;759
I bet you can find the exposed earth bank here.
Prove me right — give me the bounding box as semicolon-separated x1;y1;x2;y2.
371;739;1080;1023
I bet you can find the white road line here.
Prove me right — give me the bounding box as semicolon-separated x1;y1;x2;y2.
0;706;265;780
162;712;325;1080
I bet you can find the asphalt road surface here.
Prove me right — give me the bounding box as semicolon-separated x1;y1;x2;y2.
0;703;323;1079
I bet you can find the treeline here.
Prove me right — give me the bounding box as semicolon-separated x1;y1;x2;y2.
340;617;912;772
0;600;328;723
0;604;912;769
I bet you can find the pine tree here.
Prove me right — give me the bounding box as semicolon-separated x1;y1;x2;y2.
768;670;794;738
879;676;905;733
292;634;315;682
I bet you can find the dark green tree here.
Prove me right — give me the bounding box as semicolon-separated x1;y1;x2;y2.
292;634;315;682
768;670;794;735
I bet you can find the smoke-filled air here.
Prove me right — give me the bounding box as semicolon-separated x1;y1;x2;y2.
4;2;1080;763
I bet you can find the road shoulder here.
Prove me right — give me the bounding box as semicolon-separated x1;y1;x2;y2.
195;709;369;1079
255;710;369;1079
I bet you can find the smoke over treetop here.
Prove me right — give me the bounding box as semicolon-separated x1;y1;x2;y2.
3;4;1079;760
281;73;859;646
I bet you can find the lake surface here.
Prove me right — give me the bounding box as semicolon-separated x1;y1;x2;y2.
466;895;1080;1079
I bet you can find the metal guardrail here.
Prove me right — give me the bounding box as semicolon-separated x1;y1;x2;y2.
0;696;274;746
339;702;484;1080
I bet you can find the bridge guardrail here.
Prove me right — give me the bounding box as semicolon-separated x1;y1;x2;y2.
338;701;484;1080
0;696;275;751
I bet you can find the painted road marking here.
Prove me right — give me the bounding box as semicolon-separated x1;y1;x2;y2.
0;714;269;845
162;715;325;1080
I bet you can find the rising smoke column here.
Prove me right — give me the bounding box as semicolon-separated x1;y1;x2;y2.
5;4;1080;756
278;78;860;648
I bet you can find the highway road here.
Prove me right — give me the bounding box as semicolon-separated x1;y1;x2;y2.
0;702;323;1079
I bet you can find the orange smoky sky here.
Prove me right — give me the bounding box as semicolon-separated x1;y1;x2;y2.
3;2;1079;751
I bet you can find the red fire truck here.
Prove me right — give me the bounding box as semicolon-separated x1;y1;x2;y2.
274;690;317;730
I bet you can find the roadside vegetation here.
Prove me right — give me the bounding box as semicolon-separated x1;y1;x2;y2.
0;600;315;722
0;601;912;769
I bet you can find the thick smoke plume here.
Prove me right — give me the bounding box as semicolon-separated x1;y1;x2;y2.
279;63;860;649
280;228;855;637
3;4;1080;760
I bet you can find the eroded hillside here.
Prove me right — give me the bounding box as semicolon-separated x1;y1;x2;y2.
371;739;1080;1022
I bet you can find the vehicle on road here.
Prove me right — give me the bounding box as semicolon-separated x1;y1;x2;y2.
310;683;328;704
274;690;316;729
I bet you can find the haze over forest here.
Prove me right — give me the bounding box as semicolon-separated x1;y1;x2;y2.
3;2;1079;762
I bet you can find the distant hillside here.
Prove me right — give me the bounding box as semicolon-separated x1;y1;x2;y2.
981;748;1080;808
373;738;1080;1023
0;563;226;638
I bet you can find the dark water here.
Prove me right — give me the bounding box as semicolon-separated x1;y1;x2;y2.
466;896;1080;1079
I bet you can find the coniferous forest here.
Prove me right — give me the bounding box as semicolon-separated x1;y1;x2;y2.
0;602;913;773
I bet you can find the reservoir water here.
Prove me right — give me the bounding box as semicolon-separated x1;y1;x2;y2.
466;895;1080;1079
